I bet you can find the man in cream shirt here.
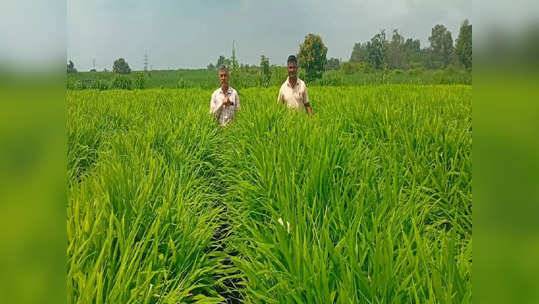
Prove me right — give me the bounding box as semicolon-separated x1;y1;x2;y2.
210;65;240;126
277;55;313;116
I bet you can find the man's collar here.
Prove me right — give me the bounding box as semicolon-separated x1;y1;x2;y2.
287;77;299;88
220;87;232;94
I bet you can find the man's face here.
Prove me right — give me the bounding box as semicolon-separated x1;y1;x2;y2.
287;61;297;79
219;69;229;87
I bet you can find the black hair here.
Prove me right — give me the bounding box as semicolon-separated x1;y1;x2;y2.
287;55;297;65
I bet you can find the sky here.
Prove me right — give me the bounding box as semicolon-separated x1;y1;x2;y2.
65;0;472;71
0;0;65;68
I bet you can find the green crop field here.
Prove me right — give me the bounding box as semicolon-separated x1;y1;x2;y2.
66;68;471;90
67;85;472;303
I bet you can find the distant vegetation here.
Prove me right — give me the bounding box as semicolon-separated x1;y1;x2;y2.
113;58;131;74
67;20;472;90
67;67;471;90
67;60;77;74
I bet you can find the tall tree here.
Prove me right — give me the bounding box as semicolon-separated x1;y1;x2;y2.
326;57;341;71
297;33;328;82
231;41;239;70
113;58;131;74
456;19;472;70
216;55;228;68
350;42;368;62
404;38;421;67
259;55;271;87
386;29;406;69
366;30;387;69
428;24;454;68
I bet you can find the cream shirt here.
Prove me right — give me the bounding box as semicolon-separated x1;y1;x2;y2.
277;77;310;110
210;87;240;125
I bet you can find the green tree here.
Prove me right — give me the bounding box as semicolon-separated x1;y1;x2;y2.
428;24;454;68
259;55;271;87
456;19;472;70
231;41;239;71
216;55;230;68
366;30;387;69
386;29;406;69
326;57;341;70
350;42;368;62
207;63;215;70
297;33;328;82
404;38;422;67
111;75;133;89
134;73;146;89
67;60;77;73
113;58;131;74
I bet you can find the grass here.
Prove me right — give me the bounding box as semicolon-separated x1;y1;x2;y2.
67;89;231;303
67;85;471;303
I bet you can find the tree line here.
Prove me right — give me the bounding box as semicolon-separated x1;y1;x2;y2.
349;20;472;71
208;20;471;83
67;58;132;74
67;20;471;85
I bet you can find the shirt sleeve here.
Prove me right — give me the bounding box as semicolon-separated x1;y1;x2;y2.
209;92;220;114
235;91;240;109
277;86;284;103
303;85;310;105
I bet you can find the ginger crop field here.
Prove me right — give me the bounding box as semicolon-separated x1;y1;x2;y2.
67;85;472;303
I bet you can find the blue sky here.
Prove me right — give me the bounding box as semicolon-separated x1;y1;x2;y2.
67;0;471;71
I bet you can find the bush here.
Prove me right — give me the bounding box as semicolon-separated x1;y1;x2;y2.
74;80;92;90
94;79;110;91
341;62;361;75
444;64;458;74
433;70;449;84
340;62;374;75
270;67;286;86
111;76;133;90
176;78;194;89
408;67;425;76
67;80;76;90
432;67;471;85
134;74;146;89
259;55;271;87
317;71;344;86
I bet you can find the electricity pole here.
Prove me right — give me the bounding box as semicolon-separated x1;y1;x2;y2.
144;52;149;72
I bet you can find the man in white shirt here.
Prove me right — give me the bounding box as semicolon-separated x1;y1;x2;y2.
277;55;313;116
210;65;240;126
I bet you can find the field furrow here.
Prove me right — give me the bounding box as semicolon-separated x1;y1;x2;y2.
68;85;471;303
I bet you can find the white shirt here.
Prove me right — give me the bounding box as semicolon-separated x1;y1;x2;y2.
277;77;310;110
210;87;240;125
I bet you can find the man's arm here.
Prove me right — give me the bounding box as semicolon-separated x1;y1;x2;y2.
210;93;224;116
277;87;284;104
209;93;217;113
303;87;313;116
305;103;313;116
234;91;240;109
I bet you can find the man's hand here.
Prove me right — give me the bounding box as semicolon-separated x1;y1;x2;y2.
305;104;314;116
223;96;232;106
